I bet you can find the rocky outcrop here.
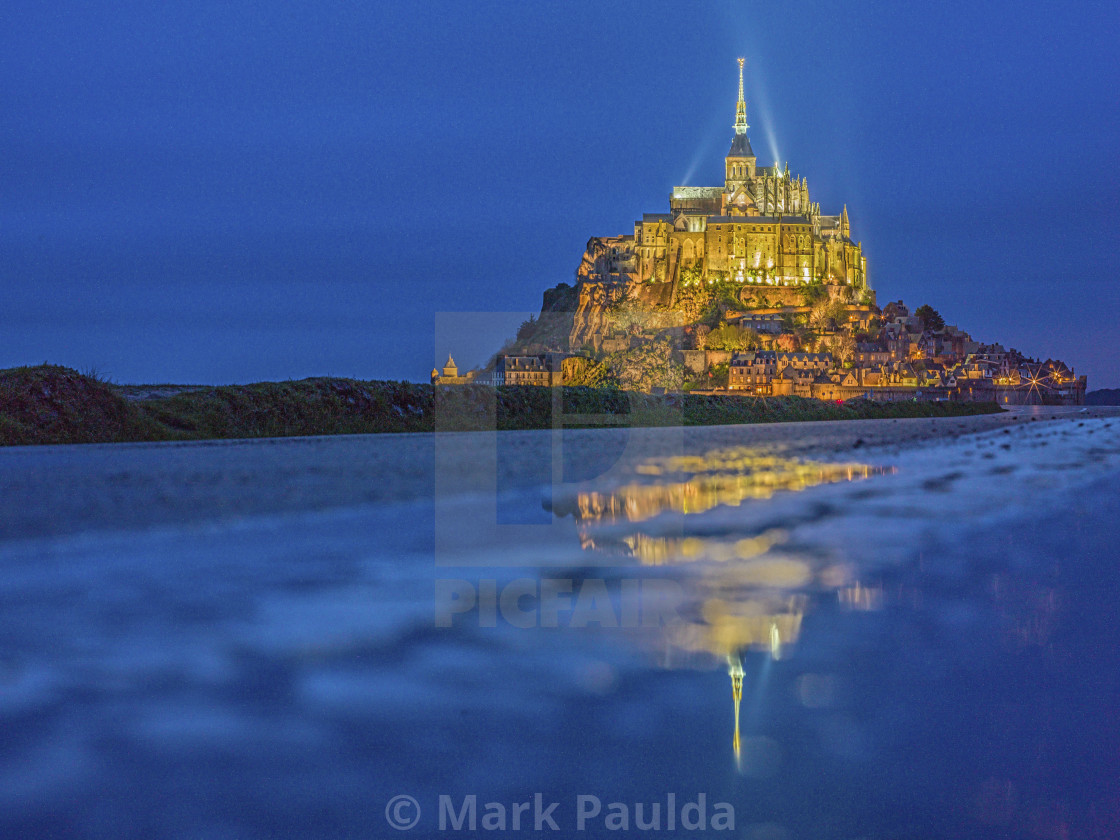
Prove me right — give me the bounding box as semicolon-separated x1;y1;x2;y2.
576;236;637;284
569;280;628;349
549;235;876;355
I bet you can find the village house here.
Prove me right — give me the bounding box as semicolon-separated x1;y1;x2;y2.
854;341;891;366
878;323;912;360
499;354;562;387
729;351;832;394
735;313;784;334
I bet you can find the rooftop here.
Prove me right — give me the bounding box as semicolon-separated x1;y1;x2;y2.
672;186;724;199
727;134;756;158
708;216;812;225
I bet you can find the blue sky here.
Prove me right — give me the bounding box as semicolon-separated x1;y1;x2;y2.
3;1;1118;386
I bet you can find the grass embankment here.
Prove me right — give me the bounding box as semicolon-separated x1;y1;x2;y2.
0;365;1002;446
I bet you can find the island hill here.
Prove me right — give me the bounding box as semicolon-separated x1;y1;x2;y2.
439;60;1086;407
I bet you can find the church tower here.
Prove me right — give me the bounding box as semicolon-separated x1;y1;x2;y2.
725;58;757;193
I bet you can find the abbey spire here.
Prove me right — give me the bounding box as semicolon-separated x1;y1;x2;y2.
734;57;749;136
725;58;756;190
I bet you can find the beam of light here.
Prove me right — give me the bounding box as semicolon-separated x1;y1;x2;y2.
745;649;772;733
679;58;780;186
735;627;785;759
676;56;784;188
715;0;779;166
679;144;711;187
743;63;780;166
679;114;727;186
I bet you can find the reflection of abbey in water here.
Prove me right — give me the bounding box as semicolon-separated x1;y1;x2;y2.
556;448;888;563
552;446;890;767
553;448;887;664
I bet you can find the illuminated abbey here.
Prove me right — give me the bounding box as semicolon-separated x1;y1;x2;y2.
588;59;868;292
457;58;1084;404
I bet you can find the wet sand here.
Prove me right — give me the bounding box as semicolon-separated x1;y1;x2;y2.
2;405;1114;542
1;405;1120;838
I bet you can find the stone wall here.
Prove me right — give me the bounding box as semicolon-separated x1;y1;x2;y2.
683;350;706;374
705;350;733;367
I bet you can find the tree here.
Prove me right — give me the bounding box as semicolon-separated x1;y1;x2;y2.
823;334;857;365
693;324;711;350
609;337;683;392
915;304;945;332
750;292;772;310
799;284;829;307
676;282;711;323
607;301;652;335
774;332;800;352
679;264;703;287
706;323;754;351
563;355;617;388
809;299;845;332
516;315;537;341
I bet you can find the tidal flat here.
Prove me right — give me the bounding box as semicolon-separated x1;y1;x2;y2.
1;406;1118;838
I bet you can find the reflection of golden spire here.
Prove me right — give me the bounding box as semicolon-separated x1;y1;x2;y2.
728;655;744;768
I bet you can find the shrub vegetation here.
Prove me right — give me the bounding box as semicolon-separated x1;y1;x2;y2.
0;365;1003;446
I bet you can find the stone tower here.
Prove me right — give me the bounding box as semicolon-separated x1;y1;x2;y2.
724;58;757;192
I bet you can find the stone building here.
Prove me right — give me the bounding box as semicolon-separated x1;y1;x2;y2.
580;59;869;295
431;355;475;385
728;350;833;394
499;355;561;387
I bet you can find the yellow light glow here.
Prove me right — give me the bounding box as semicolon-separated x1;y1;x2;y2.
769;622;782;659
